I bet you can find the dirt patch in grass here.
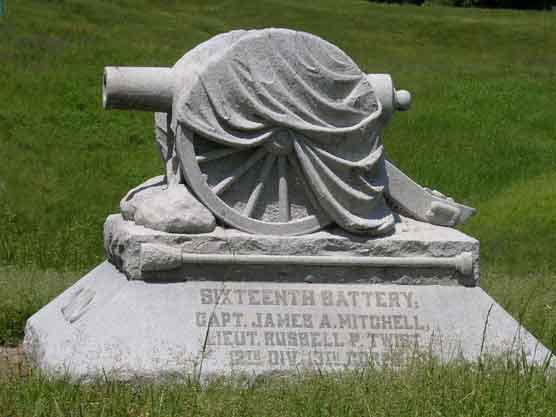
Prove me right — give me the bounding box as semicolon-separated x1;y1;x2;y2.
0;344;28;376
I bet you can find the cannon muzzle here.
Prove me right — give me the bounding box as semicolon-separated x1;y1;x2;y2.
102;67;174;112
367;74;411;114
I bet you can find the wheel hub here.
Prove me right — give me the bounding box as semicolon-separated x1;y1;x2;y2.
264;129;294;155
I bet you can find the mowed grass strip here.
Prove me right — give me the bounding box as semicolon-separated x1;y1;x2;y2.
1;358;556;417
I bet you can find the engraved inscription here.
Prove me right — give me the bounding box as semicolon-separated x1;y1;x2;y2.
195;286;431;369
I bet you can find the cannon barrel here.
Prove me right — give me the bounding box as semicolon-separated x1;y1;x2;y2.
102;67;174;112
102;67;411;115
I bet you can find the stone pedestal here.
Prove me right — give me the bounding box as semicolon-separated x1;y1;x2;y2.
24;216;552;380
24;262;551;380
104;214;480;286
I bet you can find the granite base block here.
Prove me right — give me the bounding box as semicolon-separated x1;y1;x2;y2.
104;214;480;286
24;262;552;380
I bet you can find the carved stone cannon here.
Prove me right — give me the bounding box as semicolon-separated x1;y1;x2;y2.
103;29;474;236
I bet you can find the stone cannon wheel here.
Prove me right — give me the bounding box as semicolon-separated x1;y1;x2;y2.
173;123;332;236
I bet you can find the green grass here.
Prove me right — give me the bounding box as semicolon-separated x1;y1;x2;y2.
2;357;556;417
1;1;556;415
0;268;78;346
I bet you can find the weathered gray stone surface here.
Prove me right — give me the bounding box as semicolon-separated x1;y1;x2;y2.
120;177;216;234
104;213;479;286
120;175;165;221
385;162;475;227
24;262;552;380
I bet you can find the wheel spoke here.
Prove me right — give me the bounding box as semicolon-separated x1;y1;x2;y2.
243;154;276;218
287;154;321;214
278;156;290;222
212;147;267;196
196;147;245;164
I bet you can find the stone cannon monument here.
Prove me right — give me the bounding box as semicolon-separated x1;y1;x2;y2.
24;29;552;379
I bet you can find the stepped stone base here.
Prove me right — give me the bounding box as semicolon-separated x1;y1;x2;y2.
104;214;479;286
24;262;552;380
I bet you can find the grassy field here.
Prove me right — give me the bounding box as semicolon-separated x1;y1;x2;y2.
1;358;556;417
1;0;556;415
